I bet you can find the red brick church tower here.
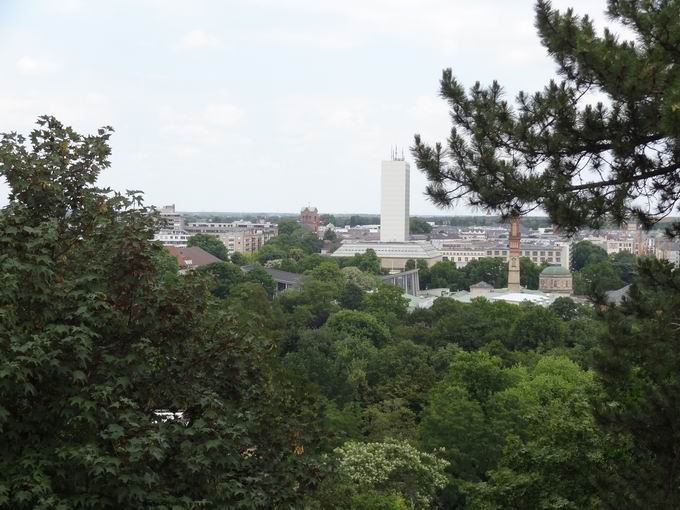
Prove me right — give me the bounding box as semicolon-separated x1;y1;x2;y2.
299;206;320;234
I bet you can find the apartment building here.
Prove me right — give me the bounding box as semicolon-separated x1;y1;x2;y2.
218;230;265;254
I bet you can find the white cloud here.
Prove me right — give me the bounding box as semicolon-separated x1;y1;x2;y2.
244;29;360;50
159;102;246;146
178;30;221;49
16;56;62;75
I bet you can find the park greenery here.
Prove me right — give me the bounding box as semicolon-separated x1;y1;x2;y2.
2;1;680;508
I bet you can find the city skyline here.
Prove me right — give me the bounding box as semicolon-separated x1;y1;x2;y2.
1;0;626;214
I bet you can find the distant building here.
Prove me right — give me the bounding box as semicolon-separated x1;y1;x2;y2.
539;265;573;294
154;230;191;247
655;239;680;265
218;231;264;254
380;159;410;242
331;241;441;271
166;246;221;271
241;265;304;293
159;204;185;230
299;207;320;234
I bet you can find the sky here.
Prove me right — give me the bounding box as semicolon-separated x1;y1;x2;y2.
0;0;624;215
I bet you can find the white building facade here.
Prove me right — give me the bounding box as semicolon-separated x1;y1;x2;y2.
380;159;410;242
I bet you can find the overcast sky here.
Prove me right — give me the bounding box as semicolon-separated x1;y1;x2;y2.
0;0;622;214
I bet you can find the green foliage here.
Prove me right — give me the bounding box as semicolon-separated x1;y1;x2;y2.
423;260;465;290
339;282;366;310
0;117;325;509
325;310;391;348
467;357;606;510
332;439;449;509
573;260;624;301
197;261;245;298
341;266;382;291
230;251;248;266
462;258;508;289
519;256;545;290
572;241;608;271
350;492;408;510
409;217;433;234
594;258;680;508
257;220;322;263
362;284;409;328
508;304;566;351
549;296;579;321
337;248;382;275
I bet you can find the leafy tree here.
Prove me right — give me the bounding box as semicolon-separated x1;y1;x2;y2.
323;228;337;241
572;241;608;271
339;282;365;310
244;265;276;297
519;256;545;290
229;251;248;266
367;340;437;411
409;217;433;234
549;296;580;321
462;258;507;289
362;284;409;328
610;250;638;284
305;261;346;294
404;259;416;271
426;260;465;290
468;357;606;510
331;440;449;509
0;117;325;509
283;329;353;403
197;261;245;298
320;213;337;226
412;1;680;236
187;233;229;260
277;219;299;235
361;398;417;442
573;260;624;301
340;249;382;275
594;258;680;509
341;266;382;291
508;304;566;351
325;310;391;348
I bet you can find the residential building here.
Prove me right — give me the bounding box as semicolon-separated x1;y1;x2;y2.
154;230;191;247
656;239;680;265
218;230;265;254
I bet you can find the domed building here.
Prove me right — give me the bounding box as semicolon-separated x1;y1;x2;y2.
539;265;573;295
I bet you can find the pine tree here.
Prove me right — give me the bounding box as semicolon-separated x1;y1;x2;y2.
412;0;680;236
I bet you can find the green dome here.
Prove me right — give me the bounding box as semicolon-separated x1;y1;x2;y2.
540;265;571;277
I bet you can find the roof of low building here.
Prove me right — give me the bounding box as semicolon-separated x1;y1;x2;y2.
470;281;494;289
166;246;222;269
540;265;572;277
605;284;631;305
241;265;304;285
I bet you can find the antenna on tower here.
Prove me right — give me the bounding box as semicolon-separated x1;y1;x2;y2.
401;147;404;160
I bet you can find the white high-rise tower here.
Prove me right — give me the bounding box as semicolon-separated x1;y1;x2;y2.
380;158;410;242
